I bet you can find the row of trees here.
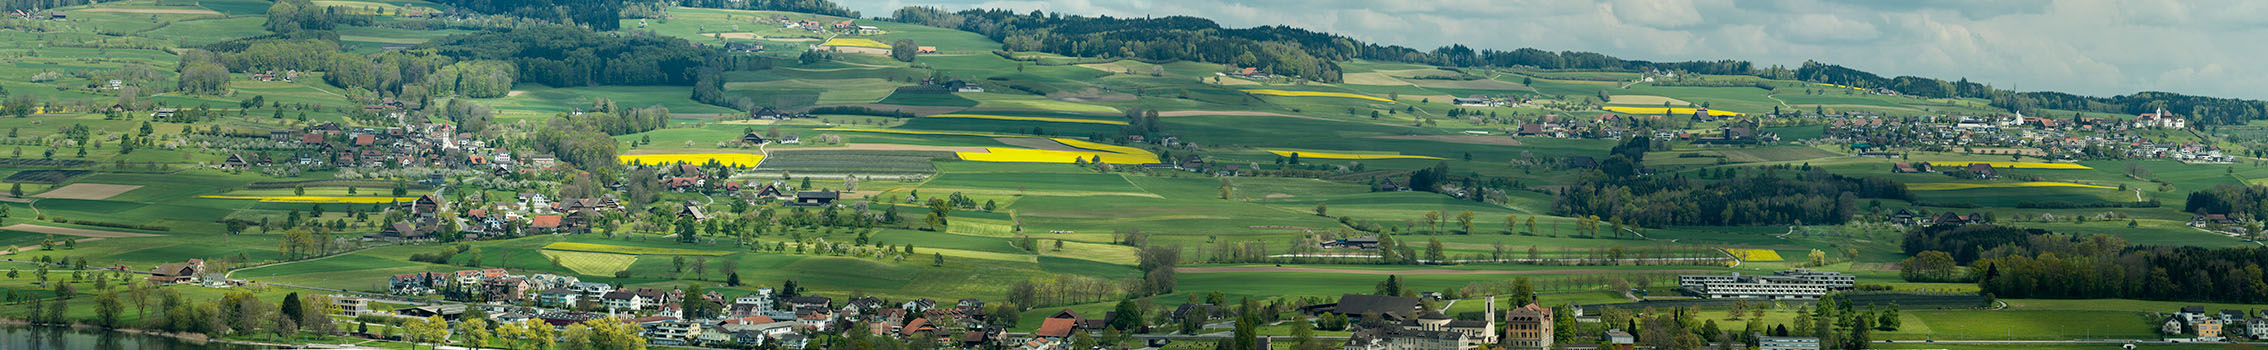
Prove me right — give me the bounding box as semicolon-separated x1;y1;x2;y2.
2183;184;2268;220
424;26;732;87
424;60;517;98
265;0;360;33
428;0;623;30
677;0;858;17
1553;169;1913;227
1966;230;2268;303
888;8;1345;82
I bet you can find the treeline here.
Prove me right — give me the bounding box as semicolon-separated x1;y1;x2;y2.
677;0;857;17
428;0;622;31
0;0;90;11
265;0;364;33
425;60;516;98
1553;171;1913;227
422;26;727;87
529;104;669;173
888;8;1345;82
1946;228;2268;303
878;6;2265;125
2183;184;2268;220
1795;61;2268;125
1900;224;2048;264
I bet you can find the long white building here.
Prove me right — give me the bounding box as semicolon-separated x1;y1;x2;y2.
1679;269;1854;299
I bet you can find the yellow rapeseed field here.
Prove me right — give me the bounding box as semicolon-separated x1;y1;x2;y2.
820;38;891;49
960;148;1154;165
1265;150;1444;160
199;195;424;203
1243;89;1395;103
618;153;766;167
1054;138;1154;157
1725;249;1784;262
1906;182;2115;191
541;242;734;256
1925;161;2091;170
926;114;1128;125
1601;106;1743;116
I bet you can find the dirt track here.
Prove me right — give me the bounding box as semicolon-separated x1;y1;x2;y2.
1177;266;1719;275
34;184;143;200
2;224;162;238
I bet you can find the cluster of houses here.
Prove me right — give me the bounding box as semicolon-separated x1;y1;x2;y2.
11;9;64;21
1676;269;1856;299
1299;294;1555;350
1824;109;2230;163
1889;161;2015;180
372;284;1023;348
234;121;503;170
780;17;882;35
387;268;584;303
2162;306;2268;342
1888;209;1991;227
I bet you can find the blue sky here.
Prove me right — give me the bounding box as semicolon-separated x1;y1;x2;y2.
849;0;2268;100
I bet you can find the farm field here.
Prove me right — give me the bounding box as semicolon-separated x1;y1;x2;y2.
0;1;2260;348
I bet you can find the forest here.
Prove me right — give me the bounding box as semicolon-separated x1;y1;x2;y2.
1961;230;2268;303
676;0;858;18
422;26;724;87
887;8;1346;82
2183;184;2268;220
1551;168;1913;227
428;0;622;31
1900;224;2046;264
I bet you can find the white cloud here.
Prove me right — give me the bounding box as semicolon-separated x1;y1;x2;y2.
851;0;2268;99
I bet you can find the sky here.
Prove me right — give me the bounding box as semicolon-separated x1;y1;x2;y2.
847;0;2268;100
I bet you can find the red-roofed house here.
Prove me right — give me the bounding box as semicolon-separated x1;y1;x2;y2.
1035;317;1077;339
530;215;563;231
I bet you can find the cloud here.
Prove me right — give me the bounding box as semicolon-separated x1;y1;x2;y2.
851;0;2268;99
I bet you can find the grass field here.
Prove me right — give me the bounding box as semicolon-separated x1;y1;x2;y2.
925;113;1128;125
1266;150;1446;160
618;153;767;167
198;195;424;203
540;249;639;276
1925;161;2094;170
1243;89;1395;102
541;242;735;256
1906;182;2117;191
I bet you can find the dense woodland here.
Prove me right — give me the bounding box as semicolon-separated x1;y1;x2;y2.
429;0;623;31
422;26;722;87
1552;168;1913;227
676;0;857;18
1954;229;2268;303
888;8;1347;83
1900;224;2048;264
2182;184;2268;220
1793;61;2268;125
0;0;89;12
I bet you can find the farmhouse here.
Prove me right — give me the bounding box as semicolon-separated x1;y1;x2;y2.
146;259;207;284
1324;294;1421;320
794;191;840;206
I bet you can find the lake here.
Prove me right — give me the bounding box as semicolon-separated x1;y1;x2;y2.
0;326;258;350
